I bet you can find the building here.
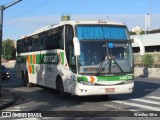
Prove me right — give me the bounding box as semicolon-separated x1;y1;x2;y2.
131;28;160;53
131;30;160;66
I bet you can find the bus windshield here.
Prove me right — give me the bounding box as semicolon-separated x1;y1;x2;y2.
76;25;133;75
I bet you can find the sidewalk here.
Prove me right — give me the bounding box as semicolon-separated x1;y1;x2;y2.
0;89;14;110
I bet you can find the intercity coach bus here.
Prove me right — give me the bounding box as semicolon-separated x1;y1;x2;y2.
16;20;134;98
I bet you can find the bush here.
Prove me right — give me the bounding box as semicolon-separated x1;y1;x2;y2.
143;54;154;68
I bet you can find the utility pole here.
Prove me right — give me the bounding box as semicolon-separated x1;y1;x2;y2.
0;0;22;97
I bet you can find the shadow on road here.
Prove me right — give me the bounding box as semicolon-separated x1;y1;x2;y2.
110;78;160;100
2;76;160;113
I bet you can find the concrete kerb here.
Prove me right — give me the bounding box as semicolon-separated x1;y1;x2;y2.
134;67;160;78
0;89;14;110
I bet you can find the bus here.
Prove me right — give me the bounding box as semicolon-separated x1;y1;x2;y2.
16;20;134;98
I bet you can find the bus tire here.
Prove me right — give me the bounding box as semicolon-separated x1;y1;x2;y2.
24;72;34;87
27;83;34;87
22;71;27;86
56;77;67;99
24;72;29;87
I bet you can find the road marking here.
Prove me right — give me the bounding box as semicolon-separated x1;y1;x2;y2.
147;96;160;100
104;104;122;110
4;108;21;111
131;98;160;105
14;106;26;109
112;100;160;111
128;109;138;112
3;106;25;112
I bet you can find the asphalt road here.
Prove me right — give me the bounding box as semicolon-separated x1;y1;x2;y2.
1;67;160;120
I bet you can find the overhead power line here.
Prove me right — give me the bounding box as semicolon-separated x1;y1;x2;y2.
7;0;51;20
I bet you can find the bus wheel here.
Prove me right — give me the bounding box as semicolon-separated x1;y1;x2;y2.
22;71;27;86
24;72;29;87
27;83;34;87
24;72;34;87
56;77;67;99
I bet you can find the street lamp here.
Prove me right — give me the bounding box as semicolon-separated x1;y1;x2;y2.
0;0;22;97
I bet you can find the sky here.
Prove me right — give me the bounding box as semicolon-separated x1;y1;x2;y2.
1;0;160;40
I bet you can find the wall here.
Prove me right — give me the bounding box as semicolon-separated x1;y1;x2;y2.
134;67;160;78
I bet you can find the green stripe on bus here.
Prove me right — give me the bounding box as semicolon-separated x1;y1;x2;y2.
36;54;41;64
32;65;35;74
97;75;134;81
30;55;33;64
17;53;59;64
77;76;88;82
60;52;64;65
78;74;134;82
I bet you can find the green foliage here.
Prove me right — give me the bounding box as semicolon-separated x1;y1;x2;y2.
142;54;154;68
2;39;16;60
129;31;136;35
129;31;145;35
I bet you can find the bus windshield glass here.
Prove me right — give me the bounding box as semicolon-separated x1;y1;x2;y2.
76;25;133;75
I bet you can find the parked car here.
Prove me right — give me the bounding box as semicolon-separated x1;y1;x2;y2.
1;65;10;80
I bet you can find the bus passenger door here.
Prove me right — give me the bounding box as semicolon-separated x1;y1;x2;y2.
65;25;76;93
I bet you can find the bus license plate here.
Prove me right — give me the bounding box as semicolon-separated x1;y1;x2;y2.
105;88;115;92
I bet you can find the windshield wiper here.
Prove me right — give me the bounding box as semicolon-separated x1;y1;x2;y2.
96;56;125;76
111;57;125;75
96;55;109;76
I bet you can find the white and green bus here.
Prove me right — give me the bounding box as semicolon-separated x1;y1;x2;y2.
17;20;134;98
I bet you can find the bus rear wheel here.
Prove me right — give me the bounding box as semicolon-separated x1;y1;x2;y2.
23;72;34;87
24;72;29;87
22;71;28;86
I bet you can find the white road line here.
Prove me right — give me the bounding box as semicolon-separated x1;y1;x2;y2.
4;109;21;111
104;104;122;110
128;109;138;112
14;106;26;109
131;98;160;105
112;100;160;111
147;96;160;100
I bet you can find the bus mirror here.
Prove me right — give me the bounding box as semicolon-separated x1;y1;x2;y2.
73;37;80;56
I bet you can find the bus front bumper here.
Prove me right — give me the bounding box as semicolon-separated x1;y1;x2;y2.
74;82;134;96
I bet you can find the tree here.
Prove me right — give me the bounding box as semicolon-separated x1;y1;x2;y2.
2;39;16;60
142;54;154;68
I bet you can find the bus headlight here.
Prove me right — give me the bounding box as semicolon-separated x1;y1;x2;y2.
80;81;95;86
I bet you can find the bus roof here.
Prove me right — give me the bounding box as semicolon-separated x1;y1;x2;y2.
20;20;126;39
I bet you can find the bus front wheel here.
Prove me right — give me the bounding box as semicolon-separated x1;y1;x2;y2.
56;77;67;99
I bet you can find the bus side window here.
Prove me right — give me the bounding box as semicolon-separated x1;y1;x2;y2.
24;39;27;52
40;32;47;50
50;34;54;49
54;27;64;49
36;35;41;51
32;38;37;51
26;38;32;52
17;41;21;53
46;31;53;50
